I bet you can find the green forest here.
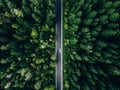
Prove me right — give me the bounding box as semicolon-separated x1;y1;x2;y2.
0;0;56;89
0;0;120;90
64;0;120;90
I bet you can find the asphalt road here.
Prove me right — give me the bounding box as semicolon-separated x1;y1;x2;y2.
56;0;63;90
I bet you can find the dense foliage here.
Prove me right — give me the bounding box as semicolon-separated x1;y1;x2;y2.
1;0;120;90
0;0;55;89
64;0;120;90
